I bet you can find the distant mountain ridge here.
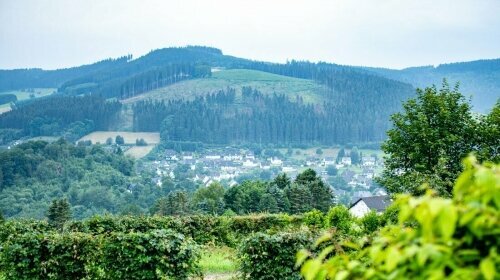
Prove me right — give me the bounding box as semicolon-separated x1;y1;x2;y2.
0;46;497;112
360;58;500;112
0;46;498;146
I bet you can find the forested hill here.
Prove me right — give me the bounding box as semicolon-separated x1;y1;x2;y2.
0;46;247;96
362;59;500;112
0;56;130;92
0;46;497;145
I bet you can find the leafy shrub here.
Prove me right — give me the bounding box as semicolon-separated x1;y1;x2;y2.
1;232;97;279
325;206;353;234
0;219;52;244
303;209;325;228
379;203;399;226
98;229;200;279
0;229;200;279
359;210;380;234
298;157;499;279
239;232;312;280
66;214;304;246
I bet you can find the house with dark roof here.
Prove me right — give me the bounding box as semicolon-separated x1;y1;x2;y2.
348;195;392;218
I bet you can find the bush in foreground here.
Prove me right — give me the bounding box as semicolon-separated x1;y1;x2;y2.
0;229;200;279
298;157;499;279
239;231;312;280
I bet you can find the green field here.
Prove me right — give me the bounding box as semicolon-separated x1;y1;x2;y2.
78;131;160;159
78;131;160;145
0;88;56;114
122;69;329;105
199;246;238;277
125;145;156;159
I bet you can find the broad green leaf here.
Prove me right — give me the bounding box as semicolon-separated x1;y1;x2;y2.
296;249;310;267
480;258;495;280
438;204;457;239
301;259;323;280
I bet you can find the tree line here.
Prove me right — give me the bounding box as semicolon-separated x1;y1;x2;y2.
152;169;334;216
133;86;405;145
0;94;121;141
60;63;211;99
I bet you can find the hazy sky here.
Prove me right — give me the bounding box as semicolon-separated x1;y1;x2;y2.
1;0;499;70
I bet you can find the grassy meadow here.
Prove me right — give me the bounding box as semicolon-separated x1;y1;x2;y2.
0;88;56;114
78;131;160;145
121;69;329;105
78;131;160;159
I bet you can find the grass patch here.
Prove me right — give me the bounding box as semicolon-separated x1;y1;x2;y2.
121;69;329;105
0;88;56;101
199;246;238;274
125;145;156;159
78;131;160;145
0;88;56;114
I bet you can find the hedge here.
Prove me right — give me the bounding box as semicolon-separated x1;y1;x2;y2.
238;231;312;280
0;229;199;279
66;214;304;246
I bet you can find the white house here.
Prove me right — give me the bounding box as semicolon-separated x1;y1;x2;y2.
362;156;376;166
282;166;296;173
243;159;259;168
245;153;255;160
182;153;194;160
323;157;336;166
349;195;392;218
341;157;352;166
205;154;221;160
270;158;283;166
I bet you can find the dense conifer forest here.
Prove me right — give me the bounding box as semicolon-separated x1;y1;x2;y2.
0;95;121;143
132;86;406;144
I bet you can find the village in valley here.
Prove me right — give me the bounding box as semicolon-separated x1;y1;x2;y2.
144;146;387;206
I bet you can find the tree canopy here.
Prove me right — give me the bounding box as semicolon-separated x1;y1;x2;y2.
378;82;496;196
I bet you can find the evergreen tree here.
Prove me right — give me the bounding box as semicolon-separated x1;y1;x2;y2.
151;191;190;216
326;165;338;176
286;183;312;214
47;198;71;231
350;147;360;165
115;135;125;145
309;180;334;212
295;169;318;185
272;173;291;189
294;169;334;212
258;194;279;213
266;185;290;213
336;148;345;163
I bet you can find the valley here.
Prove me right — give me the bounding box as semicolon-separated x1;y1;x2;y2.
0;2;498;277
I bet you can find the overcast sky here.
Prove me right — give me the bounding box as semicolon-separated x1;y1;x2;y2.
1;0;499;70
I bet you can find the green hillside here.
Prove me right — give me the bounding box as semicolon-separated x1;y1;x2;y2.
122;69;329;105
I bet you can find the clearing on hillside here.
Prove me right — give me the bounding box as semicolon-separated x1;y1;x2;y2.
121;69;329;105
78;131;160;145
0;88;56;114
125;146;156;159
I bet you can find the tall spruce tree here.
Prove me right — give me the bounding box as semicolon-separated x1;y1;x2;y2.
294;169;334;212
47;198;71;231
272;173;291;189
